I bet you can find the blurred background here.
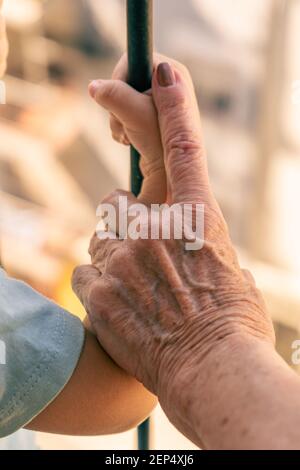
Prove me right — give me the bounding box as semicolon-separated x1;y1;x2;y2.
1;0;300;450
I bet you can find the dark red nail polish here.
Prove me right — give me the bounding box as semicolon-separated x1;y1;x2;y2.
157;63;175;87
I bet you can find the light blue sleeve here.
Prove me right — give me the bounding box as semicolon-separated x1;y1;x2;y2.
0;269;85;438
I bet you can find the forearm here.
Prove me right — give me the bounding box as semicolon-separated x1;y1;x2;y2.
27;329;157;436
164;334;300;450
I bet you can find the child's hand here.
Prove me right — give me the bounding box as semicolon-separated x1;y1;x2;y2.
89;53;200;205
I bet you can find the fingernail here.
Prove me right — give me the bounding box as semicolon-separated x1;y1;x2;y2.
89;80;101;98
157;63;175;87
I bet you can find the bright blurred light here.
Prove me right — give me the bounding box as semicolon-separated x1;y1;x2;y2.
3;0;42;28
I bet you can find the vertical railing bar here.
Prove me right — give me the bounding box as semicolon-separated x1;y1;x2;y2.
126;0;153;451
127;0;153;197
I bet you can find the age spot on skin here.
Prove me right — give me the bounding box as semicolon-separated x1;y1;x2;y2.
220;416;229;427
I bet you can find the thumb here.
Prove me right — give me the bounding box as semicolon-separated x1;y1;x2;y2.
152;63;211;205
72;264;101;310
89;79;151;130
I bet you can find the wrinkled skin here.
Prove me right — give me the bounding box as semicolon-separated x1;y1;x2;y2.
89;53;200;205
73;61;275;447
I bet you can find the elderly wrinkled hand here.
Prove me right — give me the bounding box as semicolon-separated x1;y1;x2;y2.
73;62;274;446
89;53;199;205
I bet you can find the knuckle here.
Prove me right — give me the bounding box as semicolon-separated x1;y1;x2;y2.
108;246;127;270
71;266;82;288
165;131;203;158
72;265;89;283
88;281;105;310
127;237;143;254
159;92;186;115
129;237;156;258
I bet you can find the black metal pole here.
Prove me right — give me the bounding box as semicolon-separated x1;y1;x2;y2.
127;0;153;197
127;0;153;450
